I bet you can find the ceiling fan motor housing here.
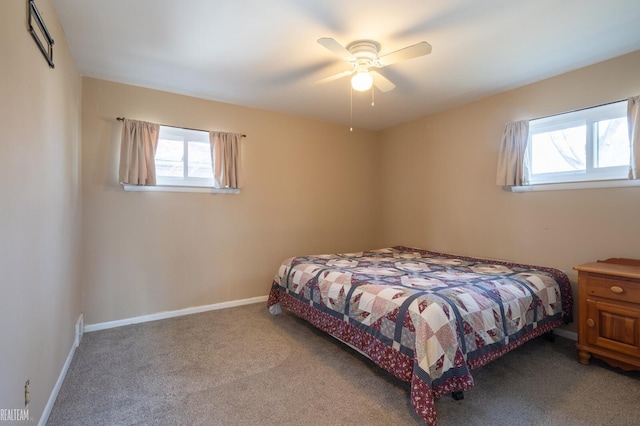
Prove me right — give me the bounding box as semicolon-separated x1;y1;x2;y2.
346;40;381;66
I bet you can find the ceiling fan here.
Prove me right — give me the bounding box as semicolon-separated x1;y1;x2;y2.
316;37;432;92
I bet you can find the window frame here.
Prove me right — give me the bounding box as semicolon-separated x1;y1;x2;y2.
526;101;629;185
154;126;215;188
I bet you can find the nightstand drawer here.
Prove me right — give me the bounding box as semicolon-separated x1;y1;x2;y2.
586;275;640;304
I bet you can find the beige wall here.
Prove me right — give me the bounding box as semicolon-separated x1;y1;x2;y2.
379;50;640;332
81;78;381;324
0;0;82;421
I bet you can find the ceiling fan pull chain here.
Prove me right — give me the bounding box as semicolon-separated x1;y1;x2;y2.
371;87;375;107
350;85;353;132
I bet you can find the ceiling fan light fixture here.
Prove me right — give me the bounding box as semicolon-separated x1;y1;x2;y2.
351;70;373;92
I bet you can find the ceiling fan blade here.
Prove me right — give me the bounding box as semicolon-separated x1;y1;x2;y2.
314;69;354;85
378;41;432;67
317;37;356;62
370;70;396;92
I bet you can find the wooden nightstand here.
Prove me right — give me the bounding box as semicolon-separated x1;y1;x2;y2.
574;259;640;371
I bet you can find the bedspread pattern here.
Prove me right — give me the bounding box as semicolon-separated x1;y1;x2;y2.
267;246;572;425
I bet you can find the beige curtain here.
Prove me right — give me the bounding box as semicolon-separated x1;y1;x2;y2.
496;120;529;186
119;119;160;185
209;132;243;189
628;96;640;179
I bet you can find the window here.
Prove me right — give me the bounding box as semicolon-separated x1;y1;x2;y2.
527;101;629;185
155;126;214;187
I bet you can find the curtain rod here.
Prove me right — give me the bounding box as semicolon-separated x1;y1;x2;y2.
116;117;246;138
531;98;627;122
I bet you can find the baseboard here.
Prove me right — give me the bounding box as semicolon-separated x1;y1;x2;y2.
39;313;83;426
84;295;269;333
553;328;577;341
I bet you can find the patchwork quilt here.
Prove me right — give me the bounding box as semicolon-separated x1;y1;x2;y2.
267;246;573;425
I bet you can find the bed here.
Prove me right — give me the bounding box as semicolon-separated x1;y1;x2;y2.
267;246;573;425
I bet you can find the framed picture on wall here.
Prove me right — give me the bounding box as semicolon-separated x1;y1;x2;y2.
28;0;54;68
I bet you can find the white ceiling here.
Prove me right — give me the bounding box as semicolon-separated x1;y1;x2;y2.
51;0;640;130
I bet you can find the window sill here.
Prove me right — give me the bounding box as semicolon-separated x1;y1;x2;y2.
505;179;640;192
122;184;240;194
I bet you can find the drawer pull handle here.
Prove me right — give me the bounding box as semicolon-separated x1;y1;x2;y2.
610;286;624;294
587;319;595;328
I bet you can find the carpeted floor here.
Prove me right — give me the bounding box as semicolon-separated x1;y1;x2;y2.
47;303;640;425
